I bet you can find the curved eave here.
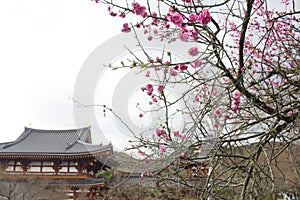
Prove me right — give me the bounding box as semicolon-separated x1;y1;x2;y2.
0;151;110;159
49;182;108;187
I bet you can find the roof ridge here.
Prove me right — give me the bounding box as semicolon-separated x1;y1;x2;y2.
78;128;84;140
0;141;13;146
64;139;81;151
24;126;91;132
3;128;32;149
76;140;101;147
76;140;112;148
64;140;112;152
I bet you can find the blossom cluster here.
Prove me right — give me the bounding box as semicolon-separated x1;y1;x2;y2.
132;2;148;18
91;0;300;186
156;129;169;141
103;0;213;44
167;8;211;27
141;83;159;104
232;90;241;113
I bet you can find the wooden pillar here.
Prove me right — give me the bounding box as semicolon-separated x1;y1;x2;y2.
76;160;87;174
0;160;7;172
88;188;94;200
20;160;30;174
73;189;76;200
71;187;79;200
52;160;62;174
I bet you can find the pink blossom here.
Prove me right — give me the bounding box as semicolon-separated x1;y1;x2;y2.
231;90;241;113
178;29;189;42
167;165;173;170
179;64;188;71
164;61;170;65
172;130;186;138
145;70;150;77
173;130;180;137
180;152;188;159
188;47;199;56
232;106;238;113
224;113;230;119
139;113;144;118
233;101;240;106
141;12;148;18
131;2;148;18
141;160;149;165
146;84;154;95
156;129;166;137
281;0;290;5
163;135;170;141
229;21;237;31
121;23;131;33
170;68;178;76
190;29;199;40
147;35;153;41
170;12;184;26
132;2;146;15
140;171;147;178
188;13;197;22
159;145;166;154
232;90;241;99
135;23;141;28
191;60;202;68
152;12;157;17
152;97;158;103
150;170;155;175
197;9;211;25
141;84;154;96
120;13;126;18
272;81;279;87
138;150;146;156
157;85;163;92
109;11;117;17
265;66;272;71
212;90;218;97
156;57;162;63
214;108;222;116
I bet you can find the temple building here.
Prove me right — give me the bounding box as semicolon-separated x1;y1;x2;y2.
0;126;118;199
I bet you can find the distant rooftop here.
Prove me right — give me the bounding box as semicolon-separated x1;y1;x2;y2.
0;126;112;156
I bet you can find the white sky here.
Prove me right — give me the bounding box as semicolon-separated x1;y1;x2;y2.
0;0;298;148
0;0;123;143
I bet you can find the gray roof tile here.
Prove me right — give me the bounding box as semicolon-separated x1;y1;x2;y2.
0;127;111;155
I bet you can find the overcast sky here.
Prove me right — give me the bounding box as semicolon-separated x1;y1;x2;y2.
0;0;124;143
1;1;298;150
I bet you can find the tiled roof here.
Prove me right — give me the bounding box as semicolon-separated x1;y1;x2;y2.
48;177;107;187
0;127;111;155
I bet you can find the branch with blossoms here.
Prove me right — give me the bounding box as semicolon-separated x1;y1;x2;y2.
91;0;299;199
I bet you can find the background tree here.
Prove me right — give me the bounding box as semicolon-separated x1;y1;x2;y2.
0;171;67;200
92;0;300;199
